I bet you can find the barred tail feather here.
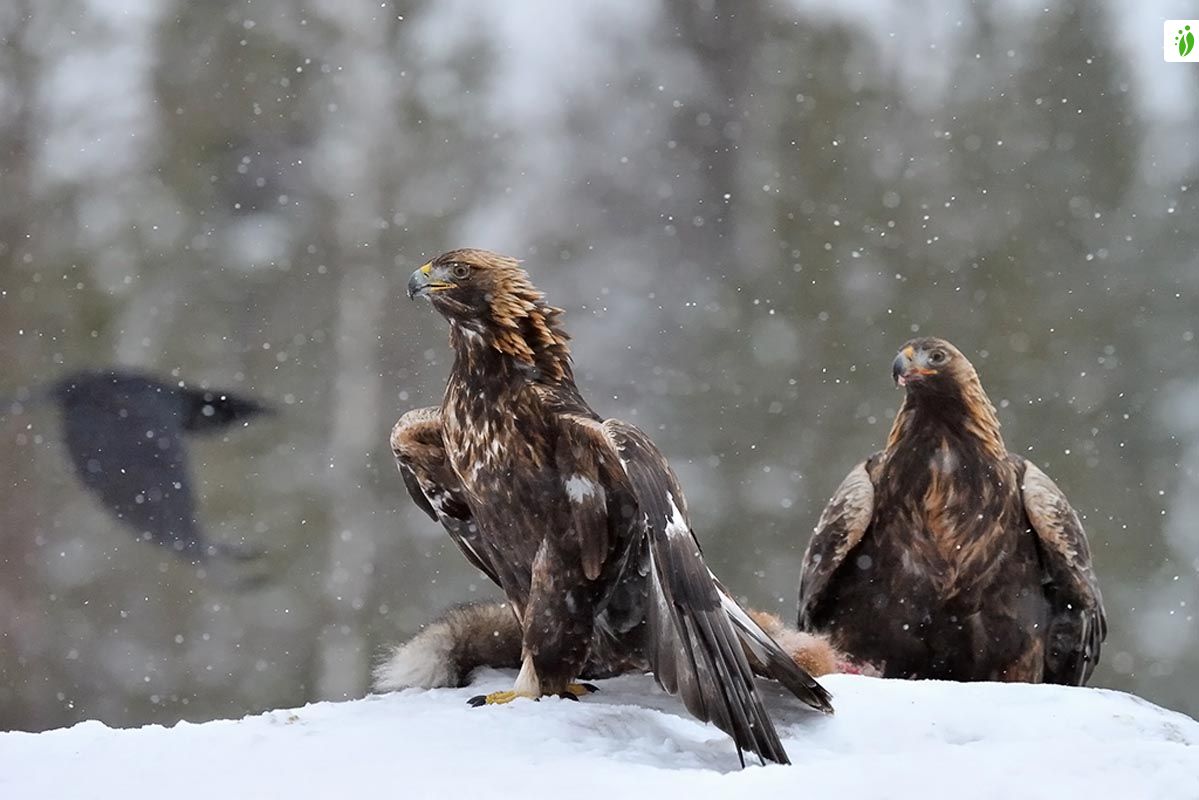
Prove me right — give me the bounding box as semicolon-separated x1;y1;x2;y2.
712;585;835;712
646;529;791;766
603;418;835;766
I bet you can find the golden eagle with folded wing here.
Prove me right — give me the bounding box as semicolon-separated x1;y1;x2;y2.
392;249;831;766
799;338;1106;685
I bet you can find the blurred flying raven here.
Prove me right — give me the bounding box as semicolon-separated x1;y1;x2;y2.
798;338;1106;685
390;249;831;767
16;370;271;564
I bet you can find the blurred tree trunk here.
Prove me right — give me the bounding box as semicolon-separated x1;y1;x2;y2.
0;1;49;732
664;0;760;275
310;0;399;700
316;265;386;699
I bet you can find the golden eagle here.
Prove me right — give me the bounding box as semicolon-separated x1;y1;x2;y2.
798;338;1106;684
393;249;832;765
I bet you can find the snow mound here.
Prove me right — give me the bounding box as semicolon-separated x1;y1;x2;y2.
2;671;1197;799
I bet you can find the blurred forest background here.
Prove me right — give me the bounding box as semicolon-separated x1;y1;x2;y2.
2;0;1198;732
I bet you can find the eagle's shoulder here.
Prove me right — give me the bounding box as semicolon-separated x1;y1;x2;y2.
798;455;880;628
1012;456;1095;575
1011;455;1107;684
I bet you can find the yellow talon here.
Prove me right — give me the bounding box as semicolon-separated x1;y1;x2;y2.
467;683;597;707
468;690;526;707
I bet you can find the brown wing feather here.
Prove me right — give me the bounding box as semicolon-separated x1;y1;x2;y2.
585;418;829;766
797;458;877;630
553;419;632;582
1016;457;1107;685
390;407;501;587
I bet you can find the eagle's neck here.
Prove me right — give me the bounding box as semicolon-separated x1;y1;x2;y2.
447;300;573;388
885;375;1006;463
440;306;577;480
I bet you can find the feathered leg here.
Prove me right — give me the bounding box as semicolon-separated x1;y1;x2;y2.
469;540;599;705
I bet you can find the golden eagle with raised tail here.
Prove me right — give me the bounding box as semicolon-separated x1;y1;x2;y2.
393;249;832;766
798;338;1106;684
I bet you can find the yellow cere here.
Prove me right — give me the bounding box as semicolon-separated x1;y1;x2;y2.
420;262;432;275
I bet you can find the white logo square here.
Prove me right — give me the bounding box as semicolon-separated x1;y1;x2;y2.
1166;20;1199;61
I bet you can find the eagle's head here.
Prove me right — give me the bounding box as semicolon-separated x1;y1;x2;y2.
891;337;977;395
887;336;1004;456
407;248;571;380
406;249;526;318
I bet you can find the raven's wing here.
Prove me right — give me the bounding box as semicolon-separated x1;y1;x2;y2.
390;407;501;588
1016;457;1107;685
563;414;831;766
60;383;204;558
797;458;877;630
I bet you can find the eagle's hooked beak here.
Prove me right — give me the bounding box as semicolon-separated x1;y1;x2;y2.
892;351;909;387
893;346;936;387
407;263;440;300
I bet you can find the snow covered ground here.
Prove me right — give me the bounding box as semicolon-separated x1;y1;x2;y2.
3;670;1197;799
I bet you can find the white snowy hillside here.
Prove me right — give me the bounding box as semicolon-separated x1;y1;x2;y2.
3;671;1197;800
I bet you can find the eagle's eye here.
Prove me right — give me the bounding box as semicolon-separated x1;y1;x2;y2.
928;350;948;366
450;262;471;280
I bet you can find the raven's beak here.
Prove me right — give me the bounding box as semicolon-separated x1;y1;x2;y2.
407;263;433;300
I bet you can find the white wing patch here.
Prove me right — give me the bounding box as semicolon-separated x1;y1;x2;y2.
665;493;690;540
565;474;601;504
427;488;456;517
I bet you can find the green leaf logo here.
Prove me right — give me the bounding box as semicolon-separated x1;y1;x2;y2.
1177;25;1195;57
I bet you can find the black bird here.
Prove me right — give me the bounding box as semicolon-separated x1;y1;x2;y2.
10;370;271;563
